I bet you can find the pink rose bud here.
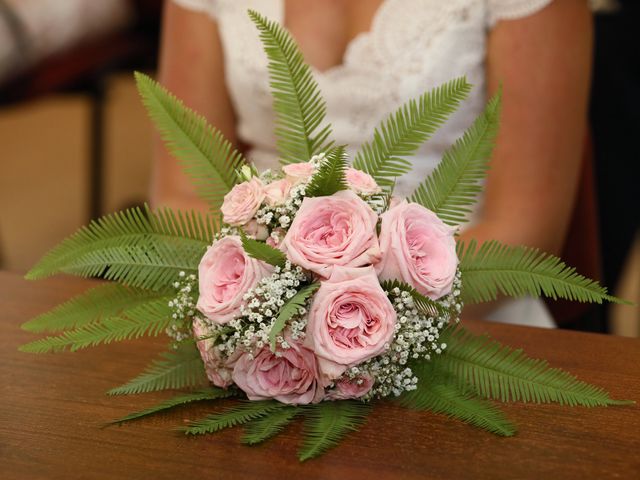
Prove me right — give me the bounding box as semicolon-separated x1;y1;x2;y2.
306;266;396;381
263;178;292;206
193;318;233;388
376;200;458;300
232;340;324;405
220;177;265;226
196;236;273;324
242;219;269;241
266;228;286;248
282;161;315;185
281;190;381;278
326;374;374;400
345;168;381;195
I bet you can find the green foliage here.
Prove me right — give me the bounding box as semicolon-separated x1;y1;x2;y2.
26;206;215;291
240;231;287;267
298;401;371;461
19;298;172;353
108;342;208;395
380;280;448;317
399;364;516;436
109;388;232;425
457;240;623;305
135;72;243;210
184;401;284;435
409;90;501;226
21;283;169;333
305;146;348;197
434;327;631;407
248;10;333;164
269;283;319;351
242;406;299;445
353;77;471;190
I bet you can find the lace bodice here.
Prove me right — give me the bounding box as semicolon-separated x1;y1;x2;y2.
172;0;553;197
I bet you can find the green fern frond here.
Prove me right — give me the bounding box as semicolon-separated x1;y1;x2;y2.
19;298;171;353
135;72;243;210
435;327;631;406
108;342;208;395
458;240;624;305
21;283;170;333
409;90;501;225
240;231;287;267
248;10;333;164
398;366;516;436
305;146;348;196
352;77;471;190
269;283;319;351
184;401;284;435
26;206;214;291
298;401;370;461
242;406;299;445
380;280;448;317
109;388;232;425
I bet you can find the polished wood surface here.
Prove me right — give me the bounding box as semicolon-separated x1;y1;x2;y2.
1;271;638;480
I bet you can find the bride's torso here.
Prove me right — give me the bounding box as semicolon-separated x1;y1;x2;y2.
172;0;557;328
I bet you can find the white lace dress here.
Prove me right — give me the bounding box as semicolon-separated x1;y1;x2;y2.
171;0;558;328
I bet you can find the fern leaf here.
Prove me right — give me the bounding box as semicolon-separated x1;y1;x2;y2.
19;298;171;353
21;283;170;333
135;72;243;210
458;240;624;305
109;388;232;424
398;366;516;436
380;279;448;317
240;231;287;267
305;146;348;197
248;10;333;164
298;401;370;461
242;406;299;445
26;206;214;291
108;342;208;395
353;77;471;189
269;283;319;351
435;327;631;406
184;401;284;435
410;90;501;226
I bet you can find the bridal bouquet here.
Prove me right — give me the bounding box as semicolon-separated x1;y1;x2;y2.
20;11;630;461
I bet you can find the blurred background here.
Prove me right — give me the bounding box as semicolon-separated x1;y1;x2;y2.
0;0;637;336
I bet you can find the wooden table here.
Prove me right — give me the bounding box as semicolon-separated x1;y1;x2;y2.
1;271;639;480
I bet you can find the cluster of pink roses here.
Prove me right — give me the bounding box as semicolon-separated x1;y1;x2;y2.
195;161;458;404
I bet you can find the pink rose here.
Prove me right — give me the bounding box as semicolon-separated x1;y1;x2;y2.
345;168;381;195
306;266;396;380
196;236;272;324
282;161;315;184
221;178;265;226
242;219;269;240
264;178;292;206
232;340;324;405
193;318;233;388
326;374;374;400
281;190;381;277
377;200;458;299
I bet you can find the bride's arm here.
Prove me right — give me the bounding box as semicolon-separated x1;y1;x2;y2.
151;1;237;213
462;0;593;255
461;0;593;316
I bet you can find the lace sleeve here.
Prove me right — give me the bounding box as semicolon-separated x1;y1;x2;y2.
171;0;218;18
486;0;554;27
